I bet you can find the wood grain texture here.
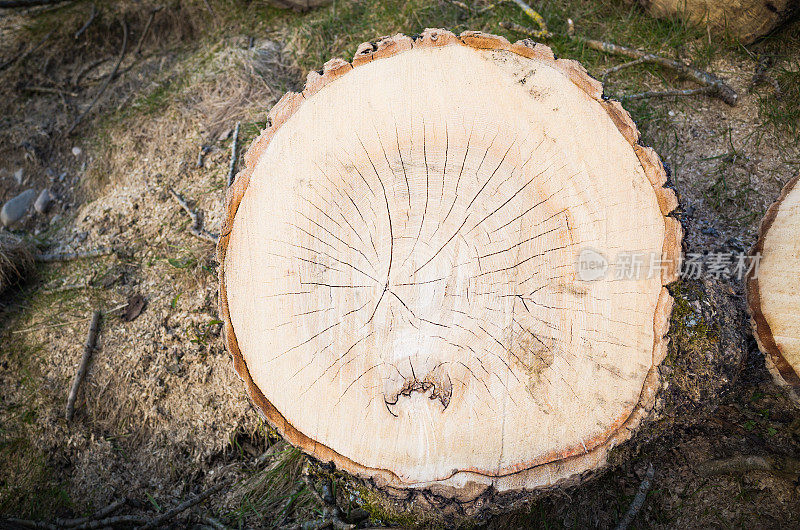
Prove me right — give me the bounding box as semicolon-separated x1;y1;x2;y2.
641;0;800;43
748;174;800;405
218;30;681;496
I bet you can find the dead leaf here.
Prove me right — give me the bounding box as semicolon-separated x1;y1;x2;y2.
123;293;146;322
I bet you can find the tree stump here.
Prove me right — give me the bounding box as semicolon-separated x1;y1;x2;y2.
748;174;800;405
639;0;800;43
218;29;682;513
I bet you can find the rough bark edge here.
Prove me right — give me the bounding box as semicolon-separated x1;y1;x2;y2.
640;0;800;45
746;173;800;404
217;29;682;496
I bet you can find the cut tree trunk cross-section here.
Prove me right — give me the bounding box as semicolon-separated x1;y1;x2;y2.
218;30;681;501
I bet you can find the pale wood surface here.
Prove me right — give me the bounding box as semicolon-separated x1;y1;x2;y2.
642;0;800;43
219;31;680;494
749;174;800;404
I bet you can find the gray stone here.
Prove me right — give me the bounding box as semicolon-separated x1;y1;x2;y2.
34;189;54;214
13;168;23;185
1;189;36;227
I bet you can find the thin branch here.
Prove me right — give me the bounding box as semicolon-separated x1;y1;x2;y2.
169;188;218;243
699;454;800;480
197;145;212;168
202;0;215;18
442;0;470;10
202;516;231;530
501;20;738;106
12;302;127;335
0;30;53;72
70;515;147;529
601;57;649;78
73;56;110;86
35;248;114;262
615;463;655;530
65;310;101;421
0;518;55;530
0;0;68;6
477;0;508;13
139;482;227;529
134;6;163;56
444;1;508;16
619;87;714;100
74;4;97;39
227;121;241;187
22;85;79;97
508;0;551;38
67;18;128;136
57;499;125;528
41;281;90;294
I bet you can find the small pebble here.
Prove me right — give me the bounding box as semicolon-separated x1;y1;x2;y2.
218;128;232;142
34;188;54;214
13;168;23;185
1;189;37;227
71;146;82;157
50;213;62;225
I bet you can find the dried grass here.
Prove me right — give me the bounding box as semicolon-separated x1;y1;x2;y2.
222;444;319;526
185;38;296;142
0;234;33;294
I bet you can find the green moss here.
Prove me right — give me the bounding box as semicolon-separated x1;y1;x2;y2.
353;485;422;527
667;281;718;350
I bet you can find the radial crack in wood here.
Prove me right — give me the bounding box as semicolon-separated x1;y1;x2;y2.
748;174;800;405
218;30;681;503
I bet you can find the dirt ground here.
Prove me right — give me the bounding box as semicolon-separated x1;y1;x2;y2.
0;1;799;528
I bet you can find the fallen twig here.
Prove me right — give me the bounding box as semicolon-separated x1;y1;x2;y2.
57;499;125;528
0;0;68;6
67;18;128;136
202;515;231;529
65;310;101;421
1;518;56;530
0;30;53;72
71;515;147;529
73;56;110;86
139;482;227;529
446;0;509;14
11;303;127;335
74;3;97;39
169;188;218;244
42;281;90;294
23;85;79;97
620;87;714;100
476;0;507;13
698;454;800;481
615;463;655;530
35;248;114;262
443;0;471;10
134;6;163;56
228;121;241;187
197;144;212;167
202;0;215;18
501;18;737;106
508;0;551;38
